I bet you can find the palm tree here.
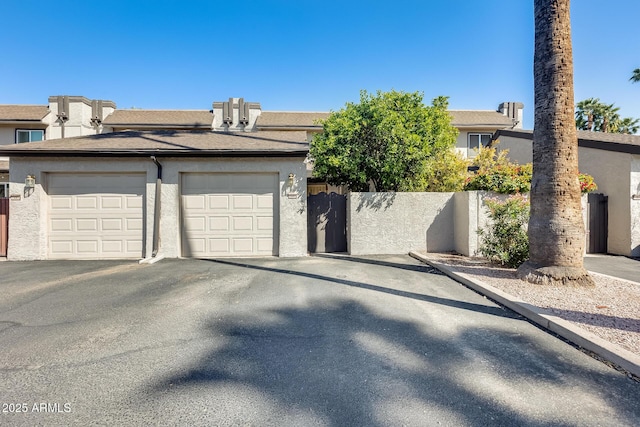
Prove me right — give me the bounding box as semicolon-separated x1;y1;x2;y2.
616;117;640;134
518;0;594;286
631;68;640;83
575;98;603;131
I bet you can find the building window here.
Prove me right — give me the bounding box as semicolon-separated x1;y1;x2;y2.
468;133;492;156
16;129;44;143
0;183;8;198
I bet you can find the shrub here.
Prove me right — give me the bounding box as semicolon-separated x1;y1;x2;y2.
477;195;530;268
579;173;598;193
464;143;599;195
464;145;532;194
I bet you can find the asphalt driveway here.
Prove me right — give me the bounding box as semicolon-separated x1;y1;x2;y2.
0;255;638;426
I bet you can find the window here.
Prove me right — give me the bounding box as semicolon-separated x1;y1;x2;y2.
16;129;44;143
0;183;8;198
468;133;492;156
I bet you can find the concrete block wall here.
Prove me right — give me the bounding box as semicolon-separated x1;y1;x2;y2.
347;192;456;255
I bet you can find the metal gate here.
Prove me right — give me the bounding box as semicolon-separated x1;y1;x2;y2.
307;192;347;253
0;198;8;257
586;193;608;254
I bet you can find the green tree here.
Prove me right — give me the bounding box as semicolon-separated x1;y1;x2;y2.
575;97;639;134
310;90;464;192
630;68;640;83
518;0;594;286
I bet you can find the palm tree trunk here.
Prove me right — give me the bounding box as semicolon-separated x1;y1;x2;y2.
517;0;594;286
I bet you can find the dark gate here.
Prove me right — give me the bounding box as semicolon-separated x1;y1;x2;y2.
307;192;347;253
587;193;608;254
0;198;8;257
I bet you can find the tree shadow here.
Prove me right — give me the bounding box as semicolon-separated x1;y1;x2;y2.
143;295;640;426
204;258;517;319
354;192;397;212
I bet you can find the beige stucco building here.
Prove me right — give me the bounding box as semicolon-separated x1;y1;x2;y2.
0;95;523;260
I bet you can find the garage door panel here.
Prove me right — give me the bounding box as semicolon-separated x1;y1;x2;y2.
51;197;73;210
210;239;230;253
233;217;253;231
101;218;123;231
184;217;206;232
126;218;143;231
184;195;206;210
181;173;277;257
102;240;123;253
256;195;272;209
233;238;253;253
48;173;145;259
126;196;143;209
76;240;99;254
101;196;123;209
51;240;73;254
77;218;99;231
76;196;98;209
50;219;73;232
210;217;230;231
256;216;273;231
232;195;253;210
257;238;274;252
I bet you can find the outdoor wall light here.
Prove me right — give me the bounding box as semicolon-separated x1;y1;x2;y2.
25;175;36;189
288;173;295;189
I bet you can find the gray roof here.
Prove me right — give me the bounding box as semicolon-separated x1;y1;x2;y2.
494;129;640;154
103;110;213;129
256;112;330;129
256;110;514;129
449;110;514;127
0;130;309;157
0;105;49;122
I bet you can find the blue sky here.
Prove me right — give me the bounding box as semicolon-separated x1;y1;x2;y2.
2;0;639;130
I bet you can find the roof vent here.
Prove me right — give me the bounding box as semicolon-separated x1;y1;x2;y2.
238;98;249;125
222;98;233;125
90;100;103;127
56;96;69;122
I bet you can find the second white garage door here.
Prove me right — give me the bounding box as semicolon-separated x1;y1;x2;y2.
181;173;278;257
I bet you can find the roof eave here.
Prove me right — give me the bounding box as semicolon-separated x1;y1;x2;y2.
106;124;212;129
256;125;322;131
0;119;48;125
0;149;309;158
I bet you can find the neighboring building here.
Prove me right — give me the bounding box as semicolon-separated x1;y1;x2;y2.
492;129;640;257
0;95;523;260
451;102;524;158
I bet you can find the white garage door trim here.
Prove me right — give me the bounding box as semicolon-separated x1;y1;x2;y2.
181;172;278;257
47;173;145;259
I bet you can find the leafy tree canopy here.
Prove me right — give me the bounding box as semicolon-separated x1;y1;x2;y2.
575;97;639;134
310;90;464;192
631;68;640;83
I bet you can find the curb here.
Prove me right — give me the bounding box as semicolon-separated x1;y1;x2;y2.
409;251;640;378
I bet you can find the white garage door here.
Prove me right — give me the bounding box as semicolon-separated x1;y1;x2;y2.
48;173;145;259
181;173;278;257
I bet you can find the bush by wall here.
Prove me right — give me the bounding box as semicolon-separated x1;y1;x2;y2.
464;146;532;194
465;144;598;195
477;194;530;267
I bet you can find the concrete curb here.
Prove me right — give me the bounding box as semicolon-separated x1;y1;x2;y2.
409;251;640;378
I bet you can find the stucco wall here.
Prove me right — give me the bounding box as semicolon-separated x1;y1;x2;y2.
347;192;455;255
578;147;631;256
631;155;640;257
7;156;307;260
493;135;533;164
453;191;483;256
